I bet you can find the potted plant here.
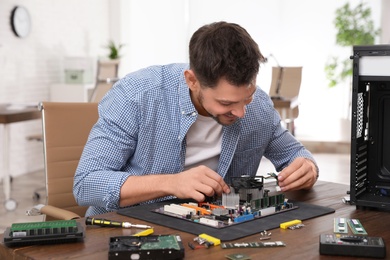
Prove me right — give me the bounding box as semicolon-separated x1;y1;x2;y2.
96;40;125;83
324;2;380;141
105;40;125;60
325;2;380;88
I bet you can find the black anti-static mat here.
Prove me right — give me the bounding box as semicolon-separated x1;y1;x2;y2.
117;199;335;241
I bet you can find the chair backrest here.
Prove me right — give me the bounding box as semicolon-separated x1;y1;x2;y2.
39;101;98;220
269;66;302;99
96;59;120;81
89;59;120;102
90;81;115;103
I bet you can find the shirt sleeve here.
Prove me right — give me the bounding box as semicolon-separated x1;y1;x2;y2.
264;111;318;173
73;82;139;212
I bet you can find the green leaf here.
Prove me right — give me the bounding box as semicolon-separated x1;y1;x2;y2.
105;40;125;60
326;2;380;88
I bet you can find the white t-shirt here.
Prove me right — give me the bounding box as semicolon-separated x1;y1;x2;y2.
184;114;222;171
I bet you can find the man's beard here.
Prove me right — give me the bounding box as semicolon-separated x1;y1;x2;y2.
197;91;239;126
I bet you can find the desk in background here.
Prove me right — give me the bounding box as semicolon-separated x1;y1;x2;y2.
1;181;389;259
0;104;41;211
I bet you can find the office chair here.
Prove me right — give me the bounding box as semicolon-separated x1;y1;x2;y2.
89;59;120;102
27;102;99;221
268;67;302;135
28;60;118;200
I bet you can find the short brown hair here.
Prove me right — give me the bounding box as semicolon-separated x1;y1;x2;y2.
189;21;265;88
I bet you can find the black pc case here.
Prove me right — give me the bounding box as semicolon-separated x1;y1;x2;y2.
350;45;390;210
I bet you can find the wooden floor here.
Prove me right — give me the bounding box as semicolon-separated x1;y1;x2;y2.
0;153;350;234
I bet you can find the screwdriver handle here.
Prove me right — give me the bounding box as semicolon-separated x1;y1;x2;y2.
85;217;123;227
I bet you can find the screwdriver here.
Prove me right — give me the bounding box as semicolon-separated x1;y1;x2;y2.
85;217;152;229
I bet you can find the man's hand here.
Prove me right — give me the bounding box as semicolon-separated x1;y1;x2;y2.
277;157;318;191
172;165;231;202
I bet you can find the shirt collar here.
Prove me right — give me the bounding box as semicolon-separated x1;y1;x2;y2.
178;64;197;116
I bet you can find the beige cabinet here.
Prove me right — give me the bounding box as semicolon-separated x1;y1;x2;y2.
50;83;94;102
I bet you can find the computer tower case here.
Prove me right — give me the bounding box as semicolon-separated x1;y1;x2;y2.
350;45;390;210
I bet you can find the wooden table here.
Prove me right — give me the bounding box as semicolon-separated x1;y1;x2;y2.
1;181;389;259
0;104;41;211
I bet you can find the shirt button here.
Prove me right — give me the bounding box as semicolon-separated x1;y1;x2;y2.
191;112;196;116
181;111;185;115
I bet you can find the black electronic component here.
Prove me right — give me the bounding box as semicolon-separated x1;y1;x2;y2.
230;176;264;194
350;45;390;210
153;175;298;229
340;236;364;243
319;234;386;258
3;220;84;247
108;235;185;260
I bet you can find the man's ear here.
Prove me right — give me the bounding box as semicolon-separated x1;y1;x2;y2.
184;70;198;91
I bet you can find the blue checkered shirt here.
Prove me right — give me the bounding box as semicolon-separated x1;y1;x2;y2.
74;63;316;216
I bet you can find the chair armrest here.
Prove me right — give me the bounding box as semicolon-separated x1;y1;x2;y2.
27;204;81;220
40;205;81;220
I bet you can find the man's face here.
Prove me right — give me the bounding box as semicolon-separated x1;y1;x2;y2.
185;70;256;126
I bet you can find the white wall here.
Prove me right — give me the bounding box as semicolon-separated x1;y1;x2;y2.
112;0;189;76
0;0;111;177
0;0;388;177
116;0;384;142
381;0;390;43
